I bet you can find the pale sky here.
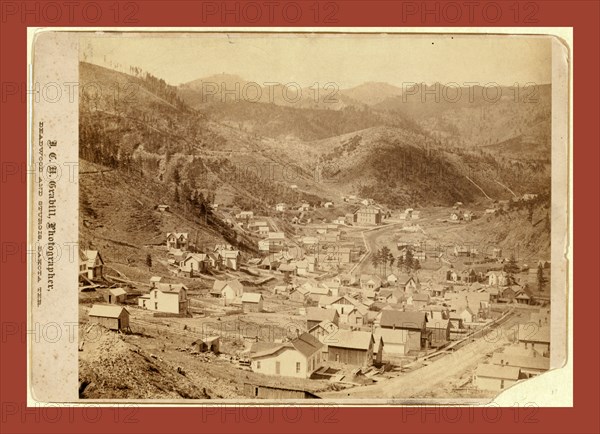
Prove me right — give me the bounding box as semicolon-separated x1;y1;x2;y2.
81;33;552;88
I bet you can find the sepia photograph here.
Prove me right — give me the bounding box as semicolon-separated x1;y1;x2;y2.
29;30;569;404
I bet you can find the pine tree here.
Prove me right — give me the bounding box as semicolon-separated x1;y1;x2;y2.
146;254;152;270
397;255;405;273
405;248;414;271
413;259;421;271
503;253;520;275
371;250;381;276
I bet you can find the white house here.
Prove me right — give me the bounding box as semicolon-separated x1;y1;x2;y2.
219;249;240;270
180;253;208;275
275;203;287;212
138;283;188;314
211;279;244;301
250;333;324;379
82;250;104;280
166;232;189;250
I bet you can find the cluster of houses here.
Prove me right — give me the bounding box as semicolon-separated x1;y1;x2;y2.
166;232;241;275
475;308;550;391
244;259;548;381
442;265;539;306
399;208;420;220
450;210;474;222
243;271;470;379
209;278;265;312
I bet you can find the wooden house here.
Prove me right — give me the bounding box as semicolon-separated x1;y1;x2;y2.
88;304;130;332
360;274;382;291
354;206;382;225
378;310;428;351
166;232;189;250
210;279;244;301
288;287;309;303
242;293;264;312
475;364;520;392
82;250;104;280
138;283;188;314
374;327;410;357
490;353;549;378
517;325;550;357
326;330;381;366
307;320;338;344
180;253;209;276
306;307;339;330
250;333;324;379
426;319;451;347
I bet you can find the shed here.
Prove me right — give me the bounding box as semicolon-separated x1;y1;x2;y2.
104;287;127;304
88;305;130;332
242;292;264;312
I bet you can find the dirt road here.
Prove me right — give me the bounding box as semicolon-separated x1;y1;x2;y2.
320;311;525;399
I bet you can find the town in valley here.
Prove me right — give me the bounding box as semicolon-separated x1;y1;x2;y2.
78;35;553;401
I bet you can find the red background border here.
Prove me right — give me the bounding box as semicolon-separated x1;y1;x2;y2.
1;1;598;433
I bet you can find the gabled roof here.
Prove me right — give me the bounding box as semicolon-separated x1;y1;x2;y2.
318;295;340;306
108;287;127;297
305;286;330;295
379;310;427;329
150;276;162;283
155;283;188;294
307;320;338;334
290;286;309;296
242;292;263;303
326;330;374;350
411;293;430;302
306;307;338;322
183;253;208;263
490;353;550;371
84;250;103;268
88;304;128;318
396;273;417;284
517;325;550;343
476;364;521;380
351;304;369;316
250;333;323;360
212;279;243;295
360;274;382;285
167;232;188;239
291;332;324;357
220;250;240;259
250;343;290;359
